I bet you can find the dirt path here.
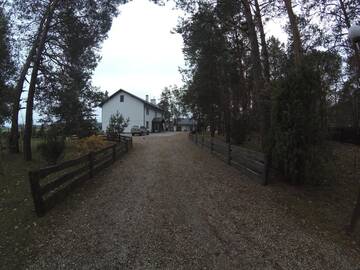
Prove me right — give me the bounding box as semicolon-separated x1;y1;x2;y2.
23;133;360;269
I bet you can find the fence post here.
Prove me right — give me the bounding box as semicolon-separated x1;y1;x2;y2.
349;188;360;233
89;152;94;178
228;141;232;165
125;140;129;152
210;136;214;153
348;151;360;232
202;131;204;147
112;144;116;162
29;171;45;217
263;154;270;186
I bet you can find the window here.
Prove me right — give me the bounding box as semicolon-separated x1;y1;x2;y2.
146;107;149;115
146;121;149;128
120;95;124;102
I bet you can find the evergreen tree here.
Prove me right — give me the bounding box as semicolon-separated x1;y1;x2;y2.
106;112;129;138
35;5;109;137
7;0;126;159
0;6;14;127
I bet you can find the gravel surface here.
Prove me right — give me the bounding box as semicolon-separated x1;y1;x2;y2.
21;133;360;269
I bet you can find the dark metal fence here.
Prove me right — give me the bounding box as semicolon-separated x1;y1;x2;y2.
329;127;360;145
189;132;269;185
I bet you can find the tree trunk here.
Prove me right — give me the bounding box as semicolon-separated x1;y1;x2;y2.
23;0;59;161
210;105;215;137
9;14;47;153
254;0;270;82
283;0;302;65
349;186;360;232
241;0;266;149
254;0;272;151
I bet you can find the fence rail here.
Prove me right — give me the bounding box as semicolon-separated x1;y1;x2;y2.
189;132;269;185
29;135;132;217
329;127;360;145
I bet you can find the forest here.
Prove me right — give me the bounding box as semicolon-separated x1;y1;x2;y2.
169;0;360;185
0;0;359;180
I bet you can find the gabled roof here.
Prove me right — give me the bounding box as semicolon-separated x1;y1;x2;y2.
100;89;164;112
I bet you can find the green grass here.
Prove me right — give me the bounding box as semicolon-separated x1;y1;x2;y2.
0;138;47;267
0;137;84;267
196;131;360;246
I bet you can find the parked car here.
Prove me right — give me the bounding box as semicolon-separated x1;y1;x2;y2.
140;126;150;135
131;125;149;136
131;125;142;136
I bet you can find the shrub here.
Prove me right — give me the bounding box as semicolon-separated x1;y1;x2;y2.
231;116;250;144
38;124;45;138
37;128;65;164
75;135;107;155
106;112;129;139
271;58;331;185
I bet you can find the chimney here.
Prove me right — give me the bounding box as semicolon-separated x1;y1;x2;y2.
145;95;149;102
150;98;156;105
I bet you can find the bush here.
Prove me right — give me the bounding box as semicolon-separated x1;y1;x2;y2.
106;112;129;139
272;58;330;185
74;135;107;155
231;116;250;144
76;119;99;138
37;133;65;165
38;124;45;138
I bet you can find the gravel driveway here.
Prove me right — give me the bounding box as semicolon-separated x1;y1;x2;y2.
25;132;359;269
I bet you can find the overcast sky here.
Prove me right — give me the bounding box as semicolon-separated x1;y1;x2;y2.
24;0;287;125
92;0;185;102
92;0;287;103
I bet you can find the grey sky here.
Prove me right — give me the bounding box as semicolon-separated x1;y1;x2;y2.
92;0;185;102
24;0;287;125
92;0;287;103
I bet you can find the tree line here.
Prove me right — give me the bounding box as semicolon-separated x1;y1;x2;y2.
0;0;131;161
174;0;359;184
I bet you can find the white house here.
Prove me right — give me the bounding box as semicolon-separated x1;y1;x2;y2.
100;89;165;133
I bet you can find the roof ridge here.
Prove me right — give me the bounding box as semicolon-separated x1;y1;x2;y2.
100;89;164;112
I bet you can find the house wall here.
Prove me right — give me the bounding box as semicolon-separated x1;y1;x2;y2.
144;105;156;132
102;92;144;133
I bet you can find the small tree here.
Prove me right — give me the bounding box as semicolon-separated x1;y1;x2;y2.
38;124;45;138
106;112;129;139
37;125;65;164
272;57;330;185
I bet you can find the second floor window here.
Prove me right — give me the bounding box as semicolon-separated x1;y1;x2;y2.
120;95;124;102
146;108;149;115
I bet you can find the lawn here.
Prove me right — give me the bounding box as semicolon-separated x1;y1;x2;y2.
269;142;360;246
0;138;47;267
196;131;360;246
0;136;109;267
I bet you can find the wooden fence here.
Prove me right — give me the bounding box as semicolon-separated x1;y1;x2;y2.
328;127;360;145
189;132;269;185
29;135;132;217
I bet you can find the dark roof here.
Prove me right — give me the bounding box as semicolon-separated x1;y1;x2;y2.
100;89;164;112
152;117;165;123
